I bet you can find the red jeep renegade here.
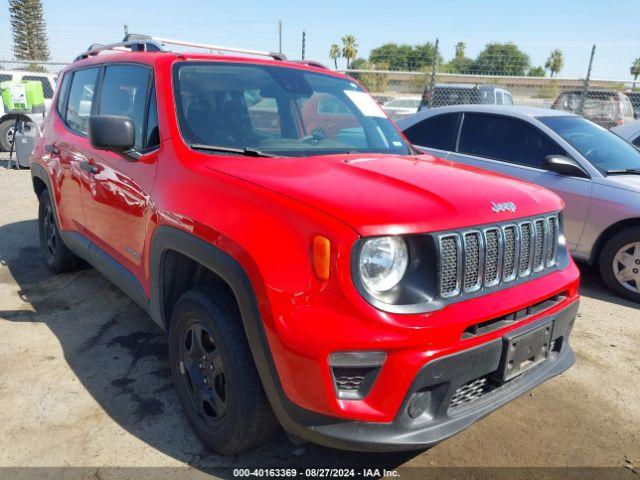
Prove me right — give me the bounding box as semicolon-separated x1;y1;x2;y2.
31;35;580;454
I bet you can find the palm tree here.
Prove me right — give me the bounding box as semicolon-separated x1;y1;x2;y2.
329;44;341;70
455;41;466;59
545;49;564;78
341;35;358;69
631;58;640;88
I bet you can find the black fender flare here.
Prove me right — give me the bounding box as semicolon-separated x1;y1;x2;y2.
148;225;337;440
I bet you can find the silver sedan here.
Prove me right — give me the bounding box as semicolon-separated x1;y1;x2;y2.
399;105;640;302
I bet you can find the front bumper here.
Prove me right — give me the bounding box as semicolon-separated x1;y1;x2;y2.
288;299;577;451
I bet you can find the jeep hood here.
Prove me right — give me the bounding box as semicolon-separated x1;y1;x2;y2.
205;153;563;236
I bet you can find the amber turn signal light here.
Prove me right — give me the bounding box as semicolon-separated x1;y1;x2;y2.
312;235;331;280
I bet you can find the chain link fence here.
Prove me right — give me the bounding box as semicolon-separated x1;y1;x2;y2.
342;43;640;129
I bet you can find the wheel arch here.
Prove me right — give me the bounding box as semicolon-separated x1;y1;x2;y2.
148;225;333;439
590;217;640;265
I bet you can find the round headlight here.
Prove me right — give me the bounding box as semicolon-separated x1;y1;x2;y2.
358;236;409;293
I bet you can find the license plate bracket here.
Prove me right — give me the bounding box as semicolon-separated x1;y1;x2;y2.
498;320;553;382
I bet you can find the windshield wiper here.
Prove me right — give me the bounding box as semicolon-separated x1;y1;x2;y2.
606;168;640;175
190;143;280;158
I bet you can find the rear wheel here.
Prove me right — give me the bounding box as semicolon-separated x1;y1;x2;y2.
38;190;84;273
168;287;277;454
599;227;640;303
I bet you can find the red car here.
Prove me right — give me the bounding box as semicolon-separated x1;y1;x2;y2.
31;35;580;454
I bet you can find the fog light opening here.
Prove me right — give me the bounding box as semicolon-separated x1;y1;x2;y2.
329;351;386;400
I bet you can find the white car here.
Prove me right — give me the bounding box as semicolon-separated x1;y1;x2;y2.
382;96;421;120
612;120;640;147
0;70;57;151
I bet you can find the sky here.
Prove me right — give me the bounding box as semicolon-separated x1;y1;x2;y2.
1;0;639;80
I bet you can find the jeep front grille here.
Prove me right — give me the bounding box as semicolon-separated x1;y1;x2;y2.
438;215;559;298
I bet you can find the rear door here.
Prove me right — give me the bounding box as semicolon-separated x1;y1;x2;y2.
80;63;159;279
447;112;592;251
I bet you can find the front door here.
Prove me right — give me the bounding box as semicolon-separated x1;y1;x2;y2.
80;64;159;280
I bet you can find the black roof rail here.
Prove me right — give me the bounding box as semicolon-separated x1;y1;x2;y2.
74;33;287;62
290;60;329;69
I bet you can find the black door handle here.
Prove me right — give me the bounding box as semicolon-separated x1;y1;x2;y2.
45;144;59;155
79;161;99;174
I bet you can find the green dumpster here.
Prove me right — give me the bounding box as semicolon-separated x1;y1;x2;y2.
1;80;45;114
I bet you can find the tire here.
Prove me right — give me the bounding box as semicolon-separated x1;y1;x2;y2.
169;287;278;454
0;119;15;152
599;226;640;303
38;190;84;273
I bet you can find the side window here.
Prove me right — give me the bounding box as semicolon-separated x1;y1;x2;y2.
503;93;514;106
66;68;99;135
56;73;71;118
403;113;459;151
98;65;151;150
495;91;503;105
633;135;640;148
144;85;159;150
458;113;565;168
22;75;54;99
0;74;12;83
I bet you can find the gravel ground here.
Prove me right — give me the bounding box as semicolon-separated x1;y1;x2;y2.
0;156;638;479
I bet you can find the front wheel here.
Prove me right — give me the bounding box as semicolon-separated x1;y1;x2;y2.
168;287;277;454
599;227;640;303
38;190;84;273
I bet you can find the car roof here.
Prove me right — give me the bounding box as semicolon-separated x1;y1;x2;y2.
396;105;576;128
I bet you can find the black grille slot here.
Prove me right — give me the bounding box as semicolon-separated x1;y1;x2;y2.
546;217;558;266
502;226;517;281
533;219;545;271
484;228;500;286
463;232;481;292
519;222;532;276
462;291;567;339
439;235;460;297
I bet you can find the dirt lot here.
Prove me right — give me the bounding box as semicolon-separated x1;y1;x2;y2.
0;156;639;479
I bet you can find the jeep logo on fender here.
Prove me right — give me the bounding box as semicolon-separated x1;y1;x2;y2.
491;201;517;213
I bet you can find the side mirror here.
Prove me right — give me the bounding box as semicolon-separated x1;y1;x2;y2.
89;115;135;156
544;155;589;179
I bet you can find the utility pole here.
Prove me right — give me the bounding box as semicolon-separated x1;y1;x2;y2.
427;38;440;108
124;24;129;36
577;44;596;116
301;31;306;60
278;21;282;54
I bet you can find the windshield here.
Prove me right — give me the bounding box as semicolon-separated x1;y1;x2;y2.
538;115;640;174
173;62;411;157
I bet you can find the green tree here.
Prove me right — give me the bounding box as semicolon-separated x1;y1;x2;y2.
631;58;640;88
473;42;530;76
545;49;564;77
528;66;546;77
350;61;389;92
446;41;473;73
341;35;358;69
9;0;50;68
369;42;442;71
329;43;341;70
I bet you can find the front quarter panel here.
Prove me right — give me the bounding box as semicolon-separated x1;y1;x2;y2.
577;180;640;260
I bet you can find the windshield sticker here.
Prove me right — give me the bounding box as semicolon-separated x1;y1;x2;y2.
344;90;386;118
